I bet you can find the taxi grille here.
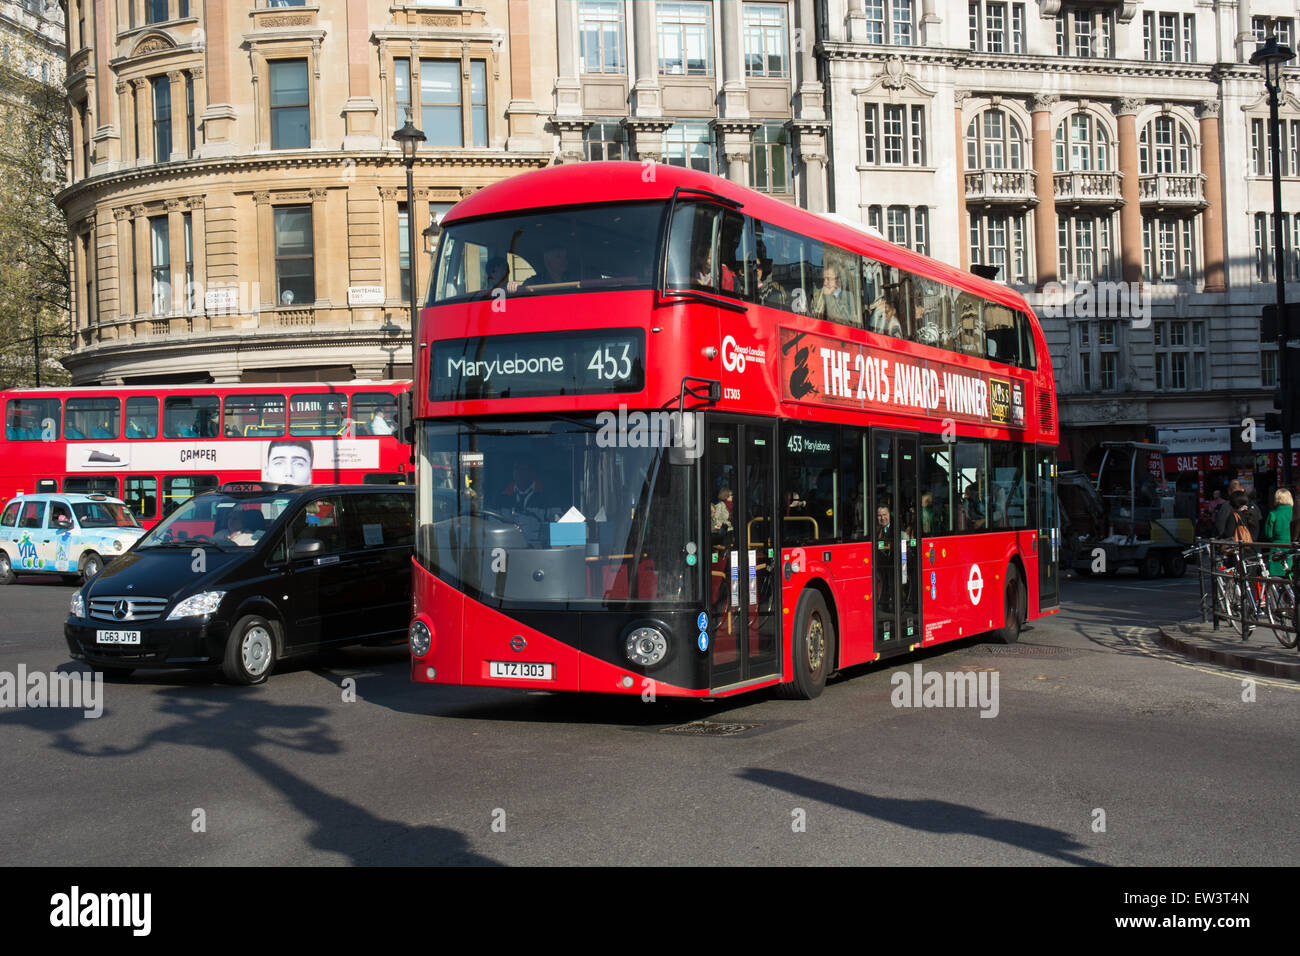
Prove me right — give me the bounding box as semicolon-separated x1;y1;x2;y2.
88;596;169;623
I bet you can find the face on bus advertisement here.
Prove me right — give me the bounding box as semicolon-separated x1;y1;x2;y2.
263;440;314;485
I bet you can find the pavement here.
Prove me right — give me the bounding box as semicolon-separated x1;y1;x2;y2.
1157;617;1300;681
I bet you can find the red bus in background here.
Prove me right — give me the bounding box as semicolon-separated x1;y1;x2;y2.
409;161;1060;700
1;381;413;527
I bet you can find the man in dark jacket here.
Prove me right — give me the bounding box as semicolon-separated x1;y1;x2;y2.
1214;480;1261;539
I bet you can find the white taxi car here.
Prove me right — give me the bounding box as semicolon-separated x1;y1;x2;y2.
0;493;146;585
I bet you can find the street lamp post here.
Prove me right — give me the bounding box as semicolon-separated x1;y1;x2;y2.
392;120;426;457
1252;35;1297;487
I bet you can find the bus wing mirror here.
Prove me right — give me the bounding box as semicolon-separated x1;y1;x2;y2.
669;411;703;466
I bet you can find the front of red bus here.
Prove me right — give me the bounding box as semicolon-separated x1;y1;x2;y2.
408;162;757;698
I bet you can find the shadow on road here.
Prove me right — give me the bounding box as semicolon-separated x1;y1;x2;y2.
738;767;1102;866
10;684;497;865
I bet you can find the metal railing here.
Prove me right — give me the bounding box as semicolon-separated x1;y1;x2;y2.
1185;539;1300;649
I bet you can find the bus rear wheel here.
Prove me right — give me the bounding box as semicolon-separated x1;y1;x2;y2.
994;565;1025;644
777;589;833;700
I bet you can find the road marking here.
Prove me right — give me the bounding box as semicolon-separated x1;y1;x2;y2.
1116;625;1300;691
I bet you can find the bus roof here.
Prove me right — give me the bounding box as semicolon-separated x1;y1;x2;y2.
442;161;1031;315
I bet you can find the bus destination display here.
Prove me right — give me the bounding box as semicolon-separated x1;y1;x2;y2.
431;330;646;401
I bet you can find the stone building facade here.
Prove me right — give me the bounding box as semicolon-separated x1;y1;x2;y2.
549;0;827;211
819;0;1300;499
2;0;64;83
56;0;553;384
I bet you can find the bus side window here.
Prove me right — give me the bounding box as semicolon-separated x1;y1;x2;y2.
955;441;987;531
125;396;159;439
1018;311;1038;369
921;443;954;535
954;291;984;359
665;202;717;290
984;302;1019;366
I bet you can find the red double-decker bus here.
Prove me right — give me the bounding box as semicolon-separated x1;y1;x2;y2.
409;162;1059;699
1;381;413;526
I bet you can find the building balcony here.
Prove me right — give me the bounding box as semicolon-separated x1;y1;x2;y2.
964;169;1039;208
1053;170;1124;208
1139;173;1207;210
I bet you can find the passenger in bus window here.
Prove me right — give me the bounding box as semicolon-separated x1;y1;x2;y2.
920;491;934;534
866;294;903;337
811;262;854;323
711;486;734;534
484;256;512;294
961;482;985;530
523;242;572;288
754;258;786;309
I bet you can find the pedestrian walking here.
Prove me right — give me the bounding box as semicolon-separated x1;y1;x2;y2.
1264;488;1294;579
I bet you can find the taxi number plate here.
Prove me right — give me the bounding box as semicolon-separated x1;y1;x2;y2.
489;661;553;680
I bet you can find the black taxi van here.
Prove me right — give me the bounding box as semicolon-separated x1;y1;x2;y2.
65;482;414;684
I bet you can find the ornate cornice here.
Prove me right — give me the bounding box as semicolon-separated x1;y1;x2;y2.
54;149;552;210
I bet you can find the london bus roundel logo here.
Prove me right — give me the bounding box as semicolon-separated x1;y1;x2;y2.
721;335;746;373
966;564;984;605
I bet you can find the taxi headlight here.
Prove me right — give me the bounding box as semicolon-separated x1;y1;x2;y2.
69;590;85;618
167;591;225;620
409;620;432;657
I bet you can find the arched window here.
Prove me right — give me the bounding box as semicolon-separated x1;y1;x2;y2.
965;109;1026;170
1054;113;1111;172
1139;116;1195;175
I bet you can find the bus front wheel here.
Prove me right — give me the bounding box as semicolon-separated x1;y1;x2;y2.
777;589;833;700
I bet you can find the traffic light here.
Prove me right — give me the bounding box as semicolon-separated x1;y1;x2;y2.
1266;347;1300;435
1260;302;1300;341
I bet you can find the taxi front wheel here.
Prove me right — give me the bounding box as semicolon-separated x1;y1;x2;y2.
223;615;278;685
0;551;13;585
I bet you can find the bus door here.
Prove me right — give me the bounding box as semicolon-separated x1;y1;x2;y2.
1037;448;1059;610
705;417;779;690
871;431;920;654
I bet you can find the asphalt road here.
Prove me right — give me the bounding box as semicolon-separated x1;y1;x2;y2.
1;568;1296;866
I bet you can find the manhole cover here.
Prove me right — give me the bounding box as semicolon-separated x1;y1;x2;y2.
659;719;763;737
978;644;1074;657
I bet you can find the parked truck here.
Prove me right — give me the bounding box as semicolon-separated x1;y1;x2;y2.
1060;441;1195;578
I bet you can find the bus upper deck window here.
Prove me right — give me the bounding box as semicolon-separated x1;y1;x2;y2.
125;396;159;439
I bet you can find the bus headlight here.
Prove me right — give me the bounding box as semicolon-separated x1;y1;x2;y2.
625;625;668;667
409;619;433;657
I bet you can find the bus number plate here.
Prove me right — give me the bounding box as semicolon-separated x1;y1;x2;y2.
489;661;553;681
96;630;141;645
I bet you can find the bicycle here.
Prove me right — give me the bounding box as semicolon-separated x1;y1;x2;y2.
1195;540;1300;648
